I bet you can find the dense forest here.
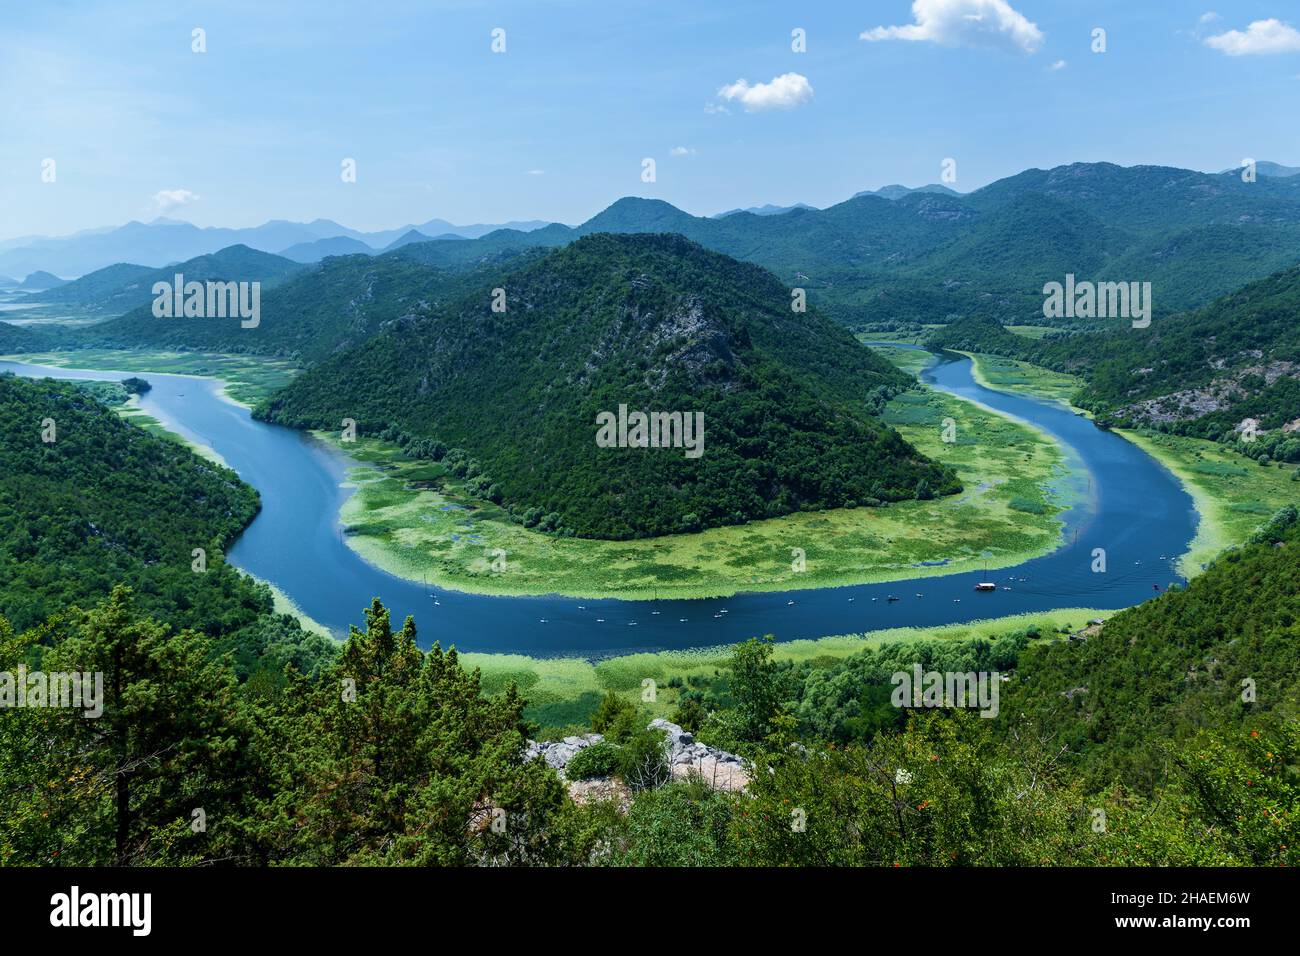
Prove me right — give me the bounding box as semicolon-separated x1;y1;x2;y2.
257;233;959;539
0;373;332;678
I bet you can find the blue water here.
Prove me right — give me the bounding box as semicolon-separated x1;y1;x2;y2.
2;350;1197;657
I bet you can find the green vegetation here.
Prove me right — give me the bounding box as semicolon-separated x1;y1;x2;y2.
406;163;1300;328
64;248;537;365
316;341;1068;599
6;551;1293;865
25;246;303;317
458;608;1112;734
0;372;333;677
2;371;1290;866
0;350;299;407
259;233;958;540
928;264;1300;465
961;350;1084;407
1003;506;1300;793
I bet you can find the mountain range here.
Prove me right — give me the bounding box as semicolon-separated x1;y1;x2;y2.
0;216;552;278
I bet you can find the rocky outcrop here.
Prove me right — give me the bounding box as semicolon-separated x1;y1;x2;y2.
648;718;750;792
524;734;603;773
524;720;750;796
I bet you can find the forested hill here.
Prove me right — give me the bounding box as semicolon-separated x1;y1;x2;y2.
30;244;304;314
258;233;959;539
0;373;332;676
62;247;543;364
926;264;1300;458
1003;506;1300;792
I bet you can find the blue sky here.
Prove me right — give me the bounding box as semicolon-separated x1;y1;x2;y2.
3;0;1299;240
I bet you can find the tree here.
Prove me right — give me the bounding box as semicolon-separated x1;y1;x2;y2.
728;637;784;744
252;598;571;865
2;587;247;865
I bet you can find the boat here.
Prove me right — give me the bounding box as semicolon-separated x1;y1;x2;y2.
974;582;997;592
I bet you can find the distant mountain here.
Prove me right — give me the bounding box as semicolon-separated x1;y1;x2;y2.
279;236;375;263
363;218;552;247
712;203;816;218
380;230;437;252
19;263;156;311
25;246;304;316
392;225;570;268
0;216;555;278
1218;160;1300;178
256;233;958;539
68;246;538;364
20;161;1300;333
0;275;18;288
853;184;961;200
18;271;68;290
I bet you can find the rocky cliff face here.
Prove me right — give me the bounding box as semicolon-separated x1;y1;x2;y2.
524;719;751;802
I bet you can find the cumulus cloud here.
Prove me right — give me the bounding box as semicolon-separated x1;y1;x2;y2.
861;0;1044;55
1204;18;1300;55
670;146;696;156
716;72;813;112
150;188;200;211
1049;59;1067;71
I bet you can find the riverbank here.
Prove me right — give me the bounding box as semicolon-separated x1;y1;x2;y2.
464;606;1115;731
325;349;1074;601
0;349;299;408
959;351;1300;580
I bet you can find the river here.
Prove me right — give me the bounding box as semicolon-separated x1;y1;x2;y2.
2;350;1196;656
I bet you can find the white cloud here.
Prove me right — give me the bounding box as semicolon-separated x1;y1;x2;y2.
716;72;814;112
1205;18;1300;55
670;146;696;156
150;188;200;211
526;169;545;175
704;102;730;115
1049;59;1067;71
861;0;1044;54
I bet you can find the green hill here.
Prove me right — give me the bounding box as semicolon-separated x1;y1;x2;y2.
62;247;533;364
257;233;958;539
0;372;333;676
928;264;1300;462
1004;507;1300;792
32;245;304;319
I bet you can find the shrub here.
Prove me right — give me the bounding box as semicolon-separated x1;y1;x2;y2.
564;741;623;780
619;730;672;792
589;690;637;740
